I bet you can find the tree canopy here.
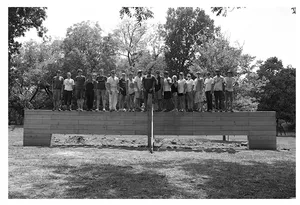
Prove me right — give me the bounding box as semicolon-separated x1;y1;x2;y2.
8;7;47;60
164;7;216;76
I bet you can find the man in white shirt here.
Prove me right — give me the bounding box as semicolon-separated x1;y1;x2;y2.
204;72;213;112
63;72;75;111
211;69;225;112
134;70;143;111
162;71;173;112
106;70;119;111
186;73;194;112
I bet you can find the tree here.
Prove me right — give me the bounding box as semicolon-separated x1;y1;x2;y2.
255;57;295;124
8;7;47;61
113;18;148;69
9;39;64;124
164;7;216;76
119;7;154;25
191;34;248;75
62;21;104;75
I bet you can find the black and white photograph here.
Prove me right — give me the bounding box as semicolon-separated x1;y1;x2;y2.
5;0;297;201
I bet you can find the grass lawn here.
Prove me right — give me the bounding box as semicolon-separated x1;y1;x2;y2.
8;126;295;199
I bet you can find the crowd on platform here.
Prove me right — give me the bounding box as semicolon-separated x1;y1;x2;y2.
51;68;237;113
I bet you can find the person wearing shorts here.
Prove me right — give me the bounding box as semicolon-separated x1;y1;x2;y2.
63;72;75;111
95;69;107;111
186;74;194;112
224;70;236;112
134;70;143;111
211;69;225;112
142;68;156;112
75;69;86;111
154;71;163;112
118;73;127;111
171;75;178;112
126;73;135;112
194;71;204;112
177;72;186;112
204;72;213;112
162;71;173;112
52;70;64;111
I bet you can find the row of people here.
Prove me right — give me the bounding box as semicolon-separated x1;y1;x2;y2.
52;68;236;112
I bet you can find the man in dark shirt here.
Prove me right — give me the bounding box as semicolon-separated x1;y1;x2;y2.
85;75;95;111
75;69;86;111
52;70;64;111
142;68;156;112
154;71;163;112
95;69;107;111
118;73;127;111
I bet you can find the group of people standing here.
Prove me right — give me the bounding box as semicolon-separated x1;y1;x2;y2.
51;67;237;112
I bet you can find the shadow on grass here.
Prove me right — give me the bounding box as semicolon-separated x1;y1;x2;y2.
50;144;242;154
22;164;193;199
142;159;296;199
9;159;295;199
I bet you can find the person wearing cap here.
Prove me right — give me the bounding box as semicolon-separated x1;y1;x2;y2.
95;69;108;112
154;70;164;112
162;71;173;112
106;70;119;112
177;72;187;112
211;69;225;112
75;69;86;111
224;70;236;112
52;70;64;111
204;72;213;112
134;70;143;111
194;71;204;112
142;68;156;112
186;73;194;112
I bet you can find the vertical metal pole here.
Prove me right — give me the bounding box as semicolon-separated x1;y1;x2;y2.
148;93;154;153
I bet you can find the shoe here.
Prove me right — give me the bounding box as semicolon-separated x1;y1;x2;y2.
58;108;62;111
103;109;106;112
69;108;72;111
95;108;99;112
52;108;55;111
77;108;80;111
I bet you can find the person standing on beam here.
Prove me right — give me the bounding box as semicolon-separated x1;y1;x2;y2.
177;72;187;112
95;69;107;112
52;70;64;111
134;70;143;112
224;70;237;112
75;69;86;111
211;69;225;112
162;71;173;112
107;70;119;112
204;72;213;112
185;73;194;112
142;68;156;112
194;71;204;112
154;71;163;112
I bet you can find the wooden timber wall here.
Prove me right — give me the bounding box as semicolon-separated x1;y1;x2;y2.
23;110;276;150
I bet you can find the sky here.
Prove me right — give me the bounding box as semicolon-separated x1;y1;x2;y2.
16;4;298;68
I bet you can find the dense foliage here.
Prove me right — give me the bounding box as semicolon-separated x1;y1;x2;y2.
8;7;295;126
